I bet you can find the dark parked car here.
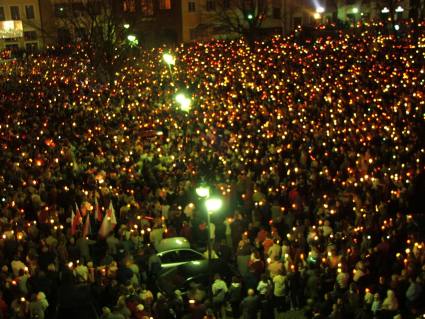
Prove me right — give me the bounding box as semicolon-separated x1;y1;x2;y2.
156;259;238;300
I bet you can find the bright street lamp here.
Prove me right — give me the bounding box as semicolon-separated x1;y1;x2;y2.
247;14;253;20
175;92;191;112
127;34;136;42
381;7;390;14
313;12;321;20
316;6;325;13
205;198;223;213
196;185;210;198
203;196;222;306
123;23;130;29
163;53;176;66
395;6;404;13
127;34;138;47
352;7;359;14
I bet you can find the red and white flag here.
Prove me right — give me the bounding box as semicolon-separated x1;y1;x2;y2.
71;204;82;236
98;201;117;238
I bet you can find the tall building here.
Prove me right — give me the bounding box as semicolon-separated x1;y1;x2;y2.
0;0;43;51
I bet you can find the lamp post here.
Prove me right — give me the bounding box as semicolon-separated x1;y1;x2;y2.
352;7;359;24
205;197;222;306
205;197;222;260
314;7;324;23
127;34;138;47
163;52;176;82
196;185;222;306
163;53;176;66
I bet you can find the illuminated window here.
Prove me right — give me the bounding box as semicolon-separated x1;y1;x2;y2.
141;0;154;16
10;6;20;20
160;0;171;10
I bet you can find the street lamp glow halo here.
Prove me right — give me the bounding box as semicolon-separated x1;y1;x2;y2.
316;6;325;13
205;198;223;212
196;185;210;198
180;101;191;112
163;53;176;65
381;7;390;14
352;7;359;14
127;34;136;42
395;6;404;13
175;92;191;111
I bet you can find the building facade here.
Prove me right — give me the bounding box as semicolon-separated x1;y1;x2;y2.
0;0;43;51
0;0;422;53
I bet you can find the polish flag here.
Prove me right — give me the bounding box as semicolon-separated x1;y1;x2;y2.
98;201;117;238
71;205;82;236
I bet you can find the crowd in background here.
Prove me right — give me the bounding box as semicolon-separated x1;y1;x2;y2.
0;21;424;319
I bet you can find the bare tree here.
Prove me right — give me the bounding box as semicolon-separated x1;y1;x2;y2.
53;0;138;83
211;0;269;44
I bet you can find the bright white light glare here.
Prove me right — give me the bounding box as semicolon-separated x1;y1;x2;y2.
205;198;223;212
395;6;404;13
175;93;191;112
381;7;390;13
313;12;321;19
316;6;325;13
163;53;175;65
196;185;210;198
352;7;359;14
127;34;136;42
394;24;400;31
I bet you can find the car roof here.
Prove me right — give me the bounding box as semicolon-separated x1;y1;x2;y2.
157;248;204;256
155;237;191;252
161;259;232;278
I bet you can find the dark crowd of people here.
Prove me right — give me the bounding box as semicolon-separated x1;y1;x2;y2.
0;20;424;319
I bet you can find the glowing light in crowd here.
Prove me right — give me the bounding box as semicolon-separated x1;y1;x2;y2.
163;53;176;66
316;6;325;13
175;92;191;112
395;6;404;13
